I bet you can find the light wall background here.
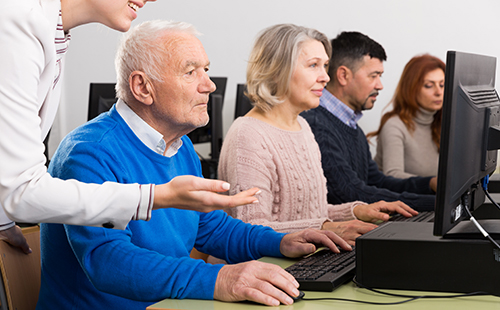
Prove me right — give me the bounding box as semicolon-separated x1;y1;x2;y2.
51;0;500;158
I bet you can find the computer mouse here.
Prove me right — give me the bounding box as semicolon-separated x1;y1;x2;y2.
289;290;305;302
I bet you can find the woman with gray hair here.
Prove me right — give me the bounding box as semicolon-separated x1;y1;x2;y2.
218;24;417;245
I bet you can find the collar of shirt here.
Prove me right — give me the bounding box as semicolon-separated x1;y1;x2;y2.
116;99;183;157
319;88;363;129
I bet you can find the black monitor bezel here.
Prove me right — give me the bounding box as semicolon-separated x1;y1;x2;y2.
433;51;500;236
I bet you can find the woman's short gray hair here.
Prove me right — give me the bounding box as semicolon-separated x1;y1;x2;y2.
115;20;201;102
246;24;331;111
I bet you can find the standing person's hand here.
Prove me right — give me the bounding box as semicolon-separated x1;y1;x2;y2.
0;225;31;254
154;175;259;212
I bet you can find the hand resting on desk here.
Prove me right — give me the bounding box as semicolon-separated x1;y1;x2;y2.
214;229;351;306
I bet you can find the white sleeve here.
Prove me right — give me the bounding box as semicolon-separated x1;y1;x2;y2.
0;1;152;230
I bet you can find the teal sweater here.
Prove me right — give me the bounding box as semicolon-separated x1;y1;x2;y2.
37;106;284;309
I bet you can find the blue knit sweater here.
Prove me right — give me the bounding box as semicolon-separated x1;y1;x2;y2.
36;107;284;309
301;106;435;211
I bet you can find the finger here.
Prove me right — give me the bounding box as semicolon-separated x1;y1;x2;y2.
282;270;300;288
367;209;391;222
246;267;298;306
382;205;415;218
356;222;378;234
226;188;260;207
16;241;32;254
287;242;317;256
242;286;283;306
206;188;259;210
0;227;32;255
307;230;348;253
190;177;232;193
192;188;260;212
261;272;299;305
397;202;419;216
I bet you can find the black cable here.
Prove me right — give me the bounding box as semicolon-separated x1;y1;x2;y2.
298;178;500;306
463;202;500;250
301;296;421;305
353;277;490;299
298;278;490;306
484;188;500;212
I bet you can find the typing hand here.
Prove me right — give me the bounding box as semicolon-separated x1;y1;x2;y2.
280;228;352;257
153;175;259;212
214;261;300;306
0;225;31;254
322;220;377;246
353;200;419;223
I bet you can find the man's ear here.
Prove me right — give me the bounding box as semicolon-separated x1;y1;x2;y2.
336;66;351;87
129;71;154;106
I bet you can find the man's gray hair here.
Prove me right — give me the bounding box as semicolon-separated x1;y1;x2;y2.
115;20;201;102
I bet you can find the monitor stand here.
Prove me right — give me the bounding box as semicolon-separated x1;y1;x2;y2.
356;222;500;296
443;219;500;239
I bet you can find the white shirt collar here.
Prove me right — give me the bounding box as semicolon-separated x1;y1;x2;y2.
115;99;183;157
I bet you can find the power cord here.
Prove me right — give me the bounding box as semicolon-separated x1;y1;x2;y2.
471;176;500;250
297;176;500;306
300;278;491;305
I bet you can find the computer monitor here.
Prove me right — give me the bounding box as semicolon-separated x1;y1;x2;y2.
88;83;117;121
234;84;253;119
434;51;500;236
187;77;227;160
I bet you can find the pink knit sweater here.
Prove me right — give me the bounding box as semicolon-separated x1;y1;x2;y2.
218;116;365;233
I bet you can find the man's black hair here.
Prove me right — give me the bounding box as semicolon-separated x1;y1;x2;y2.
328;31;387;79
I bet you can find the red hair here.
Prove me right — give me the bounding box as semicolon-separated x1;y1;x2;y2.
367;54;445;150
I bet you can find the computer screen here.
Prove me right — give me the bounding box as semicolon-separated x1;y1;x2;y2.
88;83;117;121
234;84;253;119
433;51;500;236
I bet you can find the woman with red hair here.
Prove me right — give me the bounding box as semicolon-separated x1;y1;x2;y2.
369;54;445;178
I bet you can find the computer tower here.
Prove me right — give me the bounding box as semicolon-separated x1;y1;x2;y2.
356;222;500;296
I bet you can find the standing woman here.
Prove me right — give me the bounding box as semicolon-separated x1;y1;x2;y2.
218;24;416;245
369;54;445;179
0;0;257;250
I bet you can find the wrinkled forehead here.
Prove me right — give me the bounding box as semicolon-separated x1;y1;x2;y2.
161;32;209;72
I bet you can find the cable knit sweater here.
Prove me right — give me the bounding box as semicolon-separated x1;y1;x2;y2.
374;109;439;178
218;116;365;233
301;106;436;212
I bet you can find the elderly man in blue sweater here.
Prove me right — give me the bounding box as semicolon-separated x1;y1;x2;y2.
36;21;350;309
302;31;436;212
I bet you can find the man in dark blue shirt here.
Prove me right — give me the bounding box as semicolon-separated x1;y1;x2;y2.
302;31;436;212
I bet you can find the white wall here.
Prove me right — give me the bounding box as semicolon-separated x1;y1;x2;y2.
52;0;500;157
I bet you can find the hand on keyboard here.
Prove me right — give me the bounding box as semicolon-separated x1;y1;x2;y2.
353;200;418;223
322;220;377;246
279;228;352;258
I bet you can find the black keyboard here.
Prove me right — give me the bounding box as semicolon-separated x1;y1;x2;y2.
389;211;434;223
285;247;355;291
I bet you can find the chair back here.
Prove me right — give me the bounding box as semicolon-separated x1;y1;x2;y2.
0;226;41;310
